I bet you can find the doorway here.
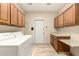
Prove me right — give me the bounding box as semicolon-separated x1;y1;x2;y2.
34;20;44;43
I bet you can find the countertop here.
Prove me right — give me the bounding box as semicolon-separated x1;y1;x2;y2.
0;35;32;46
52;33;70;36
59;39;79;47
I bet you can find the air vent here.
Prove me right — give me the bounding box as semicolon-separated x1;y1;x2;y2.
47;3;51;5
28;3;32;5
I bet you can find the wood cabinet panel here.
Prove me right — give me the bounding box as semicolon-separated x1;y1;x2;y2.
50;34;70;53
54;14;64;28
50;35;58;51
11;4;18;26
18;10;22;26
54;17;58;28
57;14;64;27
72;5;75;25
64;5;75;26
54;4;78;28
75;4;79;25
58;40;70;52
0;3;25;27
0;3;10;24
57;40;64;52
53;37;58;51
50;35;54;46
18;10;25;27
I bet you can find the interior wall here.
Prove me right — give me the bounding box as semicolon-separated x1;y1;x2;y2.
58;26;79;35
25;12;57;43
0;25;25;33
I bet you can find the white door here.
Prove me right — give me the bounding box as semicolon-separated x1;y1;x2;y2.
34;20;44;43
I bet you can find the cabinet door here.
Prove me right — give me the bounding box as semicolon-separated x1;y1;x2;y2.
18;10;25;27
18;10;22;26
50;35;53;46
50;35;55;47
57;14;64;27
58;40;70;52
64;5;75;26
11;4;18;26
54;17;58;28
53;37;58;51
57;40;65;52
0;3;10;24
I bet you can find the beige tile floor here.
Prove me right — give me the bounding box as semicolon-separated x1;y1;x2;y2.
32;44;67;56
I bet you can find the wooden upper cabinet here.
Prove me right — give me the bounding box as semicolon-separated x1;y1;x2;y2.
0;3;10;24
0;3;25;27
11;4;18;26
75;4;79;25
64;5;75;27
54;14;64;28
54;4;77;28
18;10;22;26
57;14;64;27
18;10;25;27
54;17;58;28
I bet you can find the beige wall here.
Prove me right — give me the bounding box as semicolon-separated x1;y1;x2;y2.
58;26;79;35
0;25;25;33
25;12;57;43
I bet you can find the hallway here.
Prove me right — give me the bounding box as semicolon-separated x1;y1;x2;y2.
32;44;67;56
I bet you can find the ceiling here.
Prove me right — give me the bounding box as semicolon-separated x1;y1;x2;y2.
17;3;67;12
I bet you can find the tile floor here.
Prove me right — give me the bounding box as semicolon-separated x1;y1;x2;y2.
32;44;67;56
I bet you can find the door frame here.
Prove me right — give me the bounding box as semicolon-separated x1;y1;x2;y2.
34;19;44;44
